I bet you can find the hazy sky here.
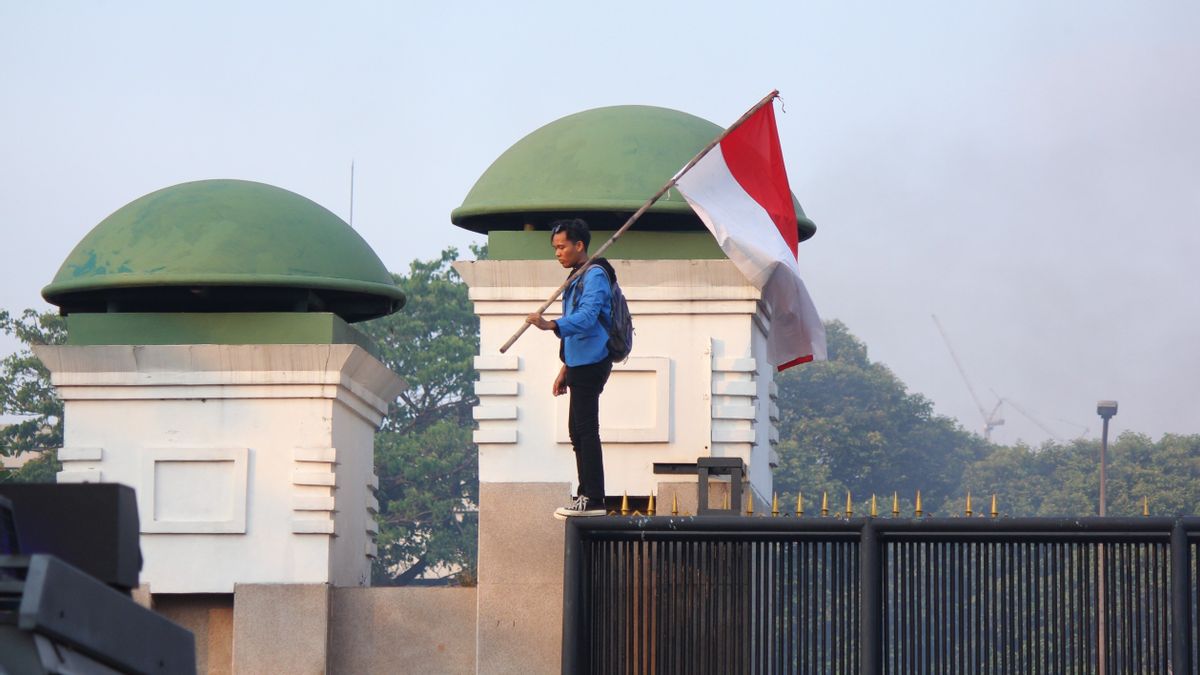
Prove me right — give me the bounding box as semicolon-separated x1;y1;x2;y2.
2;2;1197;445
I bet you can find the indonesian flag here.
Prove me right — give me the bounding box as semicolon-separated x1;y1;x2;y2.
674;102;827;370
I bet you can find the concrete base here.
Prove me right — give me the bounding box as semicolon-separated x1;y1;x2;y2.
233;584;330;674
329;587;476;674
476;482;571;675
657;479;754;515
153;594;233;675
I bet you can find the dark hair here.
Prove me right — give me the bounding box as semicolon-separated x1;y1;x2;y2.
549;218;590;250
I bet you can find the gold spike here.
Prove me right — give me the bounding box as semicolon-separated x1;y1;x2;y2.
965;492;973;518
870;494;878;518
647;492;656;516
746;491;755;516
990;494;998;518
723;490;730;511
671;491;679;516
796;492;804;517
821;491;829;517
845;491;853;518
771;492;780;516
892;492;900;517
1143;496;1149;517
620;492;630;516
914;491;923;517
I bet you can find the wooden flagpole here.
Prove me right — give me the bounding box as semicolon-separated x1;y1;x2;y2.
498;89;780;354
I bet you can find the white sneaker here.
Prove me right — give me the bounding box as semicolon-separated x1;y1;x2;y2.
554;496;606;520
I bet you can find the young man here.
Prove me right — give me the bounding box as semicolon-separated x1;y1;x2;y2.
525;218;614;518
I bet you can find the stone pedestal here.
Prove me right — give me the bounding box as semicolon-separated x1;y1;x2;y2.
475;482;570;674
458;258;783;672
35;343;404;593
232;584;330;673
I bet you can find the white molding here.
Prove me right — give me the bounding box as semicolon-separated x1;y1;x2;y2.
712;380;757;397
293;470;337;487
139;447;249;534
291;519;335;535
712;428;756;443
474;405;518;421
58;447;103;461
475;380;519;396
474;355;520;371
473;428;518;444
293;447;337;463
712;357;757;373
293;496;337;511
34;344;404;414
555;357;671;444
57;468;102;483
713;405;756;420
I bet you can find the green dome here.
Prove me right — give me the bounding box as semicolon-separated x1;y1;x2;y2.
451;105;815;240
43;179;404;322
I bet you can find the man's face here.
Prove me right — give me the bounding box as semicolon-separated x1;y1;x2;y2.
552;231;587;268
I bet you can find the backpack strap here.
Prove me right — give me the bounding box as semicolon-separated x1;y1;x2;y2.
570;264;611;310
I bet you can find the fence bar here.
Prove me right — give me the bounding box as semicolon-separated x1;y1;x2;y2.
561;519;584;674
1173;520;1193;674
860;521;881;673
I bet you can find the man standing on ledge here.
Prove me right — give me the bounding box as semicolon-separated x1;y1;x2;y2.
526;218;613;518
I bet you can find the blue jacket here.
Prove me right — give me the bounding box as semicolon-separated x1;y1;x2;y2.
555;265;611;366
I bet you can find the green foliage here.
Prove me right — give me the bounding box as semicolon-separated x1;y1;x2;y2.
358;247;481;585
773;320;989;512
962;433;1200;516
1;309;65;482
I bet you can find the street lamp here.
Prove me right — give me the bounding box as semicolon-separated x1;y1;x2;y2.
1095;400;1117;675
1096;401;1118;516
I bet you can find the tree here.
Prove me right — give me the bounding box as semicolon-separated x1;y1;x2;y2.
962;432;1200;517
773;320;990;513
358;247;481;585
0;309;65;482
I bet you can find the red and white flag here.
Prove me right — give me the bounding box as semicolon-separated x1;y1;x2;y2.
675;102;827;370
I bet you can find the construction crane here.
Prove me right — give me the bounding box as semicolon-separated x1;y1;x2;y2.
931;314;1004;441
1055;418;1091;440
998;395;1060;441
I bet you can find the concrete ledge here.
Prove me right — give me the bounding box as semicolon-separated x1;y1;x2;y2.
233;584;329;673
329;587;476;675
154;593;233;675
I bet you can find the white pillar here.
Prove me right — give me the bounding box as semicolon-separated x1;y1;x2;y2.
35;343;404;593
456;258;779;503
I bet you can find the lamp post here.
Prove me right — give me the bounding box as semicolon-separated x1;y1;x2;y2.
1095;400;1117;675
1096;401;1118;516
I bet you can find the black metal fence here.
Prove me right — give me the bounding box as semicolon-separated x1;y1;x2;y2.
562;516;1200;674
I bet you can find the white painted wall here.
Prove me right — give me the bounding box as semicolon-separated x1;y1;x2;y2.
35;344;403;593
455;259;779;503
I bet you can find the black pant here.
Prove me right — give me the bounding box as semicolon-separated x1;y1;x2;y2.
566;359;612;503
